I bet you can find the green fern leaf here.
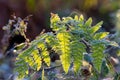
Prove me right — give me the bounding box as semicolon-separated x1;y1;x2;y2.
93;32;109;40
15;60;28;78
89;21;103;34
14;14;111;79
71;41;86;73
51;13;60;23
45;33;59;53
37;42;50;66
24;56;35;68
84;17;92;27
31;49;42;71
79;15;84;21
74;15;79;20
18;45;35;58
42;51;50;66
50;13;61;31
57;32;71;73
15;33;49;78
91;44;105;72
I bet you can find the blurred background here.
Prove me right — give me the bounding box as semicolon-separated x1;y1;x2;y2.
0;0;120;47
0;0;120;51
0;0;120;79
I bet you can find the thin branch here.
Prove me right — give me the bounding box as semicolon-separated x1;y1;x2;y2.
81;38;92;53
39;65;62;72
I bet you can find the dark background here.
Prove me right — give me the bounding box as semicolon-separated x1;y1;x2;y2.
0;0;120;52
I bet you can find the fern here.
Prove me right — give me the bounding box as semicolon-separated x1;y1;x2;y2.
37;41;50;66
45;32;59;53
31;49;42;70
89;21;103;34
93;32;109;40
15;59;28;78
71;40;86;73
14;13;114;79
15;34;50;78
84;17;92;27
91;43;105;72
56;32;71;73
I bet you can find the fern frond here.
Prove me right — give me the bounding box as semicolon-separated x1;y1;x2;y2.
15;14;111;79
31;49;42;71
84;17;92;27
91;44;105;72
15;59;28;78
89;21;103;34
16;33;50;78
45;33;59;53
93;32;109;40
50;13;61;31
71;40;86;73
57;32;71;73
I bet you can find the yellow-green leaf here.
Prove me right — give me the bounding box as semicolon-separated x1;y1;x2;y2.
74;15;79;20
71;41;85;73
50;13;60;23
60;53;71;73
85;17;92;27
92;44;105;72
93;32;109;40
18;45;35;58
24;56;34;67
32;49;42;71
89;21;103;34
37;42;46;51
42;51;50;66
79;15;84;21
57;32;71;73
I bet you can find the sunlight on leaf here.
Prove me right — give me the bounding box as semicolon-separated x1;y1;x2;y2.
42;51;50;66
89;21;103;34
57;32;71;73
93;32;109;40
85;17;92;27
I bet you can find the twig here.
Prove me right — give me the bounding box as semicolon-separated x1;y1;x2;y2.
81;38;92;53
39;65;62;72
